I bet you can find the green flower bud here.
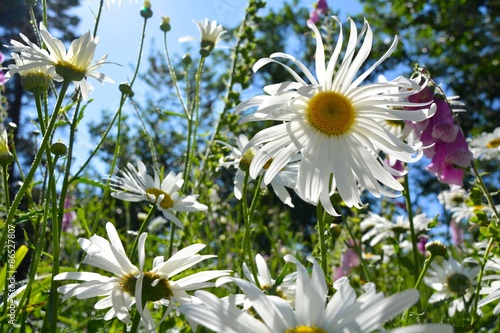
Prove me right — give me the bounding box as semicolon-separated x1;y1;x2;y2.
160;16;171;32
140;1;153;19
119;82;134;97
182;54;192;66
50;141;67;156
425;240;447;257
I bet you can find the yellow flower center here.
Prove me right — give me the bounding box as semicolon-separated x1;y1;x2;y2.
486;138;500;149
286;325;327;333
306;91;356;136
119;271;173;302
146;188;174;209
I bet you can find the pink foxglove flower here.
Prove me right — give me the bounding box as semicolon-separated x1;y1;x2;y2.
408;88;472;186
309;0;329;24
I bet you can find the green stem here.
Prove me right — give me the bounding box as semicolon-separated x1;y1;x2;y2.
402;253;436;325
241;172;261;288
403;173;421;282
168;223;176;258
316;204;328;277
90;104;123;234
2;165;9;207
471;161;500;222
196;5;252;188
344;218;372;281
130;17;148;88
47;156;61;333
93;0;105;38
162;32;189;117
0;80;70;262
182;57;206;193
72;102;122;181
129;206;157;257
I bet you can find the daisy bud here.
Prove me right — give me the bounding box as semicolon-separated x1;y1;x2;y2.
50;140;67;156
182;53;192;67
238;149;254;173
119;82;134;97
160;16;171;32
0;128;14;166
425;240;447;257
140;1;153;19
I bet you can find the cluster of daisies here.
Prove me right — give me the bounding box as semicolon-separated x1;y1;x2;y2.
2;0;500;331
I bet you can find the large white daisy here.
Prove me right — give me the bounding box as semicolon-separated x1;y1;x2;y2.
109;159;208;229
7;22;113;100
54;222;144;324
424;257;480;317
236;17;434;216
55;224;230;330
218;134;298;207
181;255;452;333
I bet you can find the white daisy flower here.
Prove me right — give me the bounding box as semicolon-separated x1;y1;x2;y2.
109;159;208;229
55;224;230;330
468;127;500;160
450;203;497;223
54;222;144;324
179;19;226;55
478;256;500;314
424;257;480;317
437;187;468;211
7;22;113;100
181;255;452;333
360;212;432;246
218;134;298;207
235;17;434;216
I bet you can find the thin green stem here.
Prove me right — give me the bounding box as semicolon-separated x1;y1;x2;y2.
2;165;10;207
403;253;436;325
344;219;372;282
34;91;46;134
403;173;421;282
182;57;206;193
197;6;252;188
316;204;328;276
93;0;105;38
471;161;500;222
129;206;157;257
162;32;189;117
168;223;176;258
0;80;70;262
57;99;82;231
90;105;122;234
47;156;61;333
129;18;148;88
72;102;122;180
241;172;261;288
